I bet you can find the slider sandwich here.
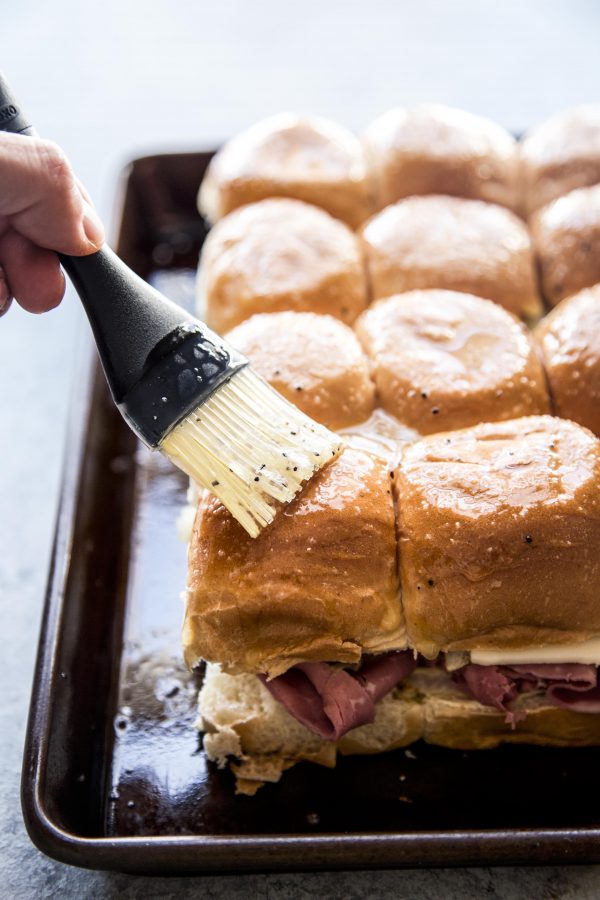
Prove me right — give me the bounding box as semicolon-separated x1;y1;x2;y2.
354;289;549;434
223;311;375;431
359;195;542;320
188;416;600;793
362;103;519;213
519;105;600;217
197;198;369;334
530;184;600;308
534;284;600;438
198;113;374;228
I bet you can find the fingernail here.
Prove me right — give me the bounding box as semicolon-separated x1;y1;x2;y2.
82;201;105;249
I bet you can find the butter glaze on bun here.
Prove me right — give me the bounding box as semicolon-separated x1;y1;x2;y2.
198;113;374;228
396;416;600;658
197;198;368;334
530;184;600;307
354;290;549;434
359;195;542;320
362;104;519;212
519;105;600;217
534;285;600;437
184;443;406;679
225;311;375;430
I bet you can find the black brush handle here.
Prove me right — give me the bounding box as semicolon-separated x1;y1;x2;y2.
0;73;247;444
58;247;199;399
0;74;35;136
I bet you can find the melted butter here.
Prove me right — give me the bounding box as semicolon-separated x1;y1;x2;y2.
339;408;420;458
355;292;544;437
411;417;598;518
399;299;532;387
289;443;380;515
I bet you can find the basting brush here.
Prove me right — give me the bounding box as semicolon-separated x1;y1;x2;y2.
0;74;342;537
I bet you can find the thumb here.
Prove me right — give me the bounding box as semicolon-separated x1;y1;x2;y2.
0;133;104;255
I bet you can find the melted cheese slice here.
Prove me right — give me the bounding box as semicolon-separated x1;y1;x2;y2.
471;637;600;666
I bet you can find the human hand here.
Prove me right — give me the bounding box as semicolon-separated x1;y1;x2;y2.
0;133;104;316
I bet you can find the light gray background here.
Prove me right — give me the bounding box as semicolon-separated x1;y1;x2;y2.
2;1;600;896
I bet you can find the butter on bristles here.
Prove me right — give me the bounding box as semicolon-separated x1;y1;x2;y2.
162;366;343;538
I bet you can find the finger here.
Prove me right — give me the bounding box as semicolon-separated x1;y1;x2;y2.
0;266;13;317
0;133;104;255
0;229;65;313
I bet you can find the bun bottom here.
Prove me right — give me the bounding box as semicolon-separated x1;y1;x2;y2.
411;668;600;749
198;665;600;793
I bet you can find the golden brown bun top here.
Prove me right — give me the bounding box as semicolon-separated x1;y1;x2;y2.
519;105;600;216
225;312;375;430
396;416;600;657
359;194;541;319
198;113;373;228
184;443;406;678
197;198;368;333
530;184;600;307
354;290;549;434
535;285;600;437
362;104;518;211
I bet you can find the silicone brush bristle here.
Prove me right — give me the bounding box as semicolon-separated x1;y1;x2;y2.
160;367;343;536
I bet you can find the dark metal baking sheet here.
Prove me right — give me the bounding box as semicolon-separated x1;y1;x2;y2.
21;150;600;874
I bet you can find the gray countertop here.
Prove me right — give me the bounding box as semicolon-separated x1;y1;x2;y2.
2;1;600;896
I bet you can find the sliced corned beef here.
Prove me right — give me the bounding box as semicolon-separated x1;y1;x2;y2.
454;661;600;725
259;650;417;740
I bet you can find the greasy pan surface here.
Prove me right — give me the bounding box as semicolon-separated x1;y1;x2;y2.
21;151;600;874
